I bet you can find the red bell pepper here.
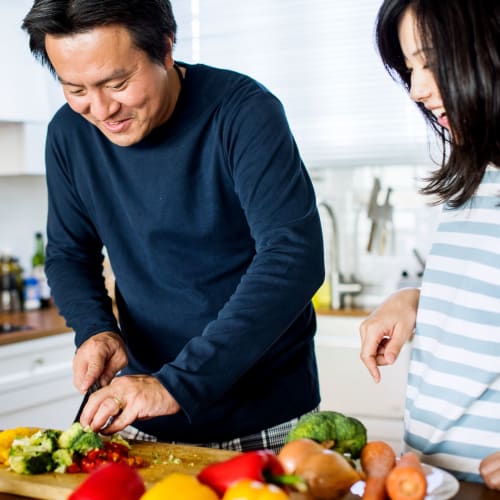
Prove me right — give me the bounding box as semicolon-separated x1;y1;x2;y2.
197;450;306;496
68;462;146;500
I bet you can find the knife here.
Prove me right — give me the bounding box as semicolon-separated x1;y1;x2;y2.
73;381;101;423
366;178;381;252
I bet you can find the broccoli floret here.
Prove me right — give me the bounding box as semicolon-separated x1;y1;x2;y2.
285;410;367;459
285;411;337;444
328;413;367;459
10;429;60;457
52;448;74;473
9;450;54;475
71;429;103;455
58;423;103;455
58;422;85;450
30;429;61;453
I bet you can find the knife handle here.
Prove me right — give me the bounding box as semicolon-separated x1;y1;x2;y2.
73;381;101;424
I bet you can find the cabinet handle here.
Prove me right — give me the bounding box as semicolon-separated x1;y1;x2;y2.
31;357;45;370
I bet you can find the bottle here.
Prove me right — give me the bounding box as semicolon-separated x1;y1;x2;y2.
9;257;24;312
0;254;12;312
31;232;51;308
0;254;21;313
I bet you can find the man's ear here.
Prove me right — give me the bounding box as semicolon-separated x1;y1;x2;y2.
163;36;175;68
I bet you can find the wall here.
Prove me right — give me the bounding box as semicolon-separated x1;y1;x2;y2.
0;175;47;273
0;161;440;301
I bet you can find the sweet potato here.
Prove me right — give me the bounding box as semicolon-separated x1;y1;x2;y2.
385;451;427;500
360;441;396;500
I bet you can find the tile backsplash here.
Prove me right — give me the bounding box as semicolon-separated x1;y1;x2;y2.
310;164;440;308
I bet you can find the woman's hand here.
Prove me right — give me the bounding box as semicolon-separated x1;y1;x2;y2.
359;288;420;382
480;452;500;490
79;374;181;434
73;331;128;393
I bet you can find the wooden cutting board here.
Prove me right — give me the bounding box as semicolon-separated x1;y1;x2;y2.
0;441;239;500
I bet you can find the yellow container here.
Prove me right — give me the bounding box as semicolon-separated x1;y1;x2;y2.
312;280;331;310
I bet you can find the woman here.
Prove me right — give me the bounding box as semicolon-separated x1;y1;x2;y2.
360;0;500;488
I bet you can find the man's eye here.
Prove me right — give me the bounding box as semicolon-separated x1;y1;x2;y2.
112;81;127;90
68;88;85;96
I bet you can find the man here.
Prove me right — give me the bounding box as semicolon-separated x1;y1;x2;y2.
22;0;324;451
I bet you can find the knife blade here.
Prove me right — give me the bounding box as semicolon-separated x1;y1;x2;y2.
73;381;101;424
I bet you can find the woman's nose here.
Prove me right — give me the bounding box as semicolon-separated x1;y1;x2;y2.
409;70;433;103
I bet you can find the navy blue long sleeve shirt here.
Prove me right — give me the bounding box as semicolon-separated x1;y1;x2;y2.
45;63;324;442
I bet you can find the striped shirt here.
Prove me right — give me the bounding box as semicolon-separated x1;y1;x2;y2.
404;165;500;483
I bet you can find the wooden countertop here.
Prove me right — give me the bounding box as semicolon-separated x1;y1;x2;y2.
0;305;370;348
0;481;497;499
0;307;71;346
316;307;371;318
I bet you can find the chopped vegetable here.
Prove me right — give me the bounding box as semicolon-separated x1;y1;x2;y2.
0;428;39;465
285;411;367;459
53;448;74;473
69;441;144;473
8;429;62;474
68;462;145;500
58;422;103;455
385;452;427;500
140;472;218;500
6;423;141;475
8;448;54;475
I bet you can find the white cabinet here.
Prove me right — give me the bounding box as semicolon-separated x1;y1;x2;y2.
0;1;51;122
0;2;65;174
0;333;81;429
315;315;411;454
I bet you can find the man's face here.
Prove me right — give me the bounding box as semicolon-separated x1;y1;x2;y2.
46;25;177;146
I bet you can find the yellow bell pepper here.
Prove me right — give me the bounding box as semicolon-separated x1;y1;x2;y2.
0;427;39;465
222;479;289;500
140;472;219;500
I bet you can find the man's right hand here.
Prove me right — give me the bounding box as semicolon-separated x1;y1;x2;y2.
73;331;128;393
359;288;420;383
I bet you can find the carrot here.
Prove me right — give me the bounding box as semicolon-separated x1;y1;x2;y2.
385;452;427;500
360;441;396;500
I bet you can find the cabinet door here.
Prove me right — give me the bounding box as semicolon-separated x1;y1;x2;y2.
0;2;51;122
314;315;410;453
0;333;81;429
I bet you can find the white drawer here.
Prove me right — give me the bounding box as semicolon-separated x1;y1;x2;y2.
0;332;75;384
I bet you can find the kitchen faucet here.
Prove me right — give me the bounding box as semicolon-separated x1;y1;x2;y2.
317;201;363;309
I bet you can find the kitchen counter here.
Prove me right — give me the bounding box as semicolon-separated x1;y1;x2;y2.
316;307;371;318
0;481;497;499
0;307;71;346
0;305;369;347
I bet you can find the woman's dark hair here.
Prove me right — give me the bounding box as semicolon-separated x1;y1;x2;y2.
376;0;500;207
22;0;177;74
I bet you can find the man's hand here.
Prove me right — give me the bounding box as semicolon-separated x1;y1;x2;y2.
359;288;420;383
73;331;128;393
480;452;500;490
79;374;181;434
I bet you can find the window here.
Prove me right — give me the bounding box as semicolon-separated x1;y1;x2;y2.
172;0;429;169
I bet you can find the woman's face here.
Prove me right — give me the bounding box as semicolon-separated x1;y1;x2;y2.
397;7;450;130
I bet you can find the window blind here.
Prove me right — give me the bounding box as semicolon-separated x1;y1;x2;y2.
171;0;429;169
